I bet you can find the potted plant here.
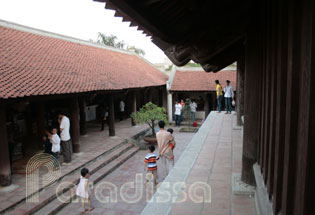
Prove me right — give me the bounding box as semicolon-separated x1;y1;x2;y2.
131;102;168;144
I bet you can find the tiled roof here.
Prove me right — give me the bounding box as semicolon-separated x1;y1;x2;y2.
170;69;236;92
0;23;167;99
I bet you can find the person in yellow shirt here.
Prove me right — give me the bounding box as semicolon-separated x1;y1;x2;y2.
215;80;223;113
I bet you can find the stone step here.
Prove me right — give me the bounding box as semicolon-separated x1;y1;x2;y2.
6;142;138;215
1;139;131;214
33;146;140;215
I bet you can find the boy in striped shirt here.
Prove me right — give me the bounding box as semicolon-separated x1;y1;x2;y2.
144;145;159;185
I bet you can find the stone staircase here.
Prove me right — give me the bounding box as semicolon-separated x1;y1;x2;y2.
4;141;140;215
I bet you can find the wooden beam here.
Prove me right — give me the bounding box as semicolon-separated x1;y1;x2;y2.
241;21;262;186
0;104;11;186
70;98;80;153
131;91;137;126
236;57;245;126
108;93;115;136
79;97;87;135
272;1;288;213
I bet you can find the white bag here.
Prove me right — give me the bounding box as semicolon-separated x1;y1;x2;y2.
232;100;236;107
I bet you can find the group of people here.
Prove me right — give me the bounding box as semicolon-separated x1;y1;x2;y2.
215;79;234;114
43;112;73;169
75;120;175;213
174;99;198;126
144;120;176;185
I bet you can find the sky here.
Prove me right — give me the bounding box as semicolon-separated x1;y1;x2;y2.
0;0;167;63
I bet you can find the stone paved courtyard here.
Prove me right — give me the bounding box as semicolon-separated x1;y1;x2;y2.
56;125;194;215
57;112;256;215
0;119;148;214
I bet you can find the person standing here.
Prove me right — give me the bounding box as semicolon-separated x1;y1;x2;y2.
215;80;223;113
190;100;197;122
46;127;61;170
174;101;182;126
119;100;125;121
144;145;159;185
156;121;174;179
224;80;234;114
58;112;72;165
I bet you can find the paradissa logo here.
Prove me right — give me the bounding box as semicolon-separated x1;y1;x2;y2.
57;173;211;204
26;154;211;204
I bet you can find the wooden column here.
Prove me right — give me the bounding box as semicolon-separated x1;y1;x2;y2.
148;88;153;103
211;92;216;110
70;98;80;153
241;24;262;186
291;1;315;214
272;1;288;212
36;103;45;148
162;87;167;110
131;91;137;126
203;93;210;118
167;92;173;123
79;97;87;135
236;57;245;126
108;93;115;136
0;104;11;186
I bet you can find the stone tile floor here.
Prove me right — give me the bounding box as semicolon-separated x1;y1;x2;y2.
56;126;195;215
169;113;256;215
0;119;148;212
57;113;257;215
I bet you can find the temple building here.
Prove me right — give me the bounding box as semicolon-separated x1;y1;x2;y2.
0;20;168;186
94;0;315;214
168;66;236;120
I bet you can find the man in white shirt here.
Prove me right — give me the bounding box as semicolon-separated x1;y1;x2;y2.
58;112;72;164
224;80;234;114
47;128;61;170
174;101;182;126
190;100;198;122
119;100;125;121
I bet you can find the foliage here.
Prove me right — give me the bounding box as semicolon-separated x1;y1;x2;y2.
96;32;145;56
184;62;201;67
131;102;168;136
165;65;172;71
134;47;146;56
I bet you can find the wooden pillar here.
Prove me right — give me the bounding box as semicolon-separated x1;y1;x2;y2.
70;98;80;153
241;24;262;186
162;87;167;111
131;91;137;126
167;92;173;123
36;103;45;148
79;97;87;135
148;88;153;103
0;104;11;186
108;93;115;136
203;93;210;118
236;57;245;126
210;92;216;110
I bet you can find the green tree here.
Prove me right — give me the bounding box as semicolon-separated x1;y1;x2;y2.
134;47;145;56
131;102;168;136
96;32;145;56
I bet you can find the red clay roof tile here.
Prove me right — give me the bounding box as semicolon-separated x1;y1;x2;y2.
0;25;167;99
171;69;236;92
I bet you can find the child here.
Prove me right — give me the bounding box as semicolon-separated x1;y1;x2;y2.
76;168;94;214
46;127;61;170
167;128;175;160
144;145;159;185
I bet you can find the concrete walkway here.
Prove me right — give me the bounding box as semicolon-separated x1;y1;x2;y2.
142;112;256;215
